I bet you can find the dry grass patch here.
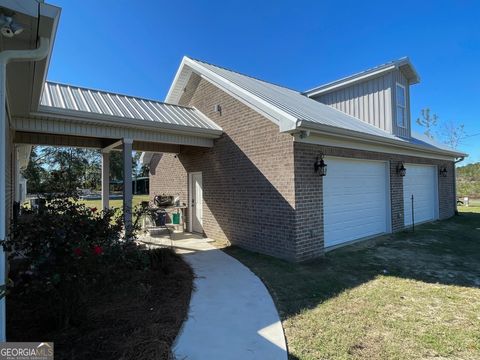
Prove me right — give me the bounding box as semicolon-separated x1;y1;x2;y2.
225;210;480;359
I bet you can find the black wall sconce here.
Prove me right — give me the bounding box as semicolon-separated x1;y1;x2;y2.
314;155;327;176
439;166;448;177
397;161;406;177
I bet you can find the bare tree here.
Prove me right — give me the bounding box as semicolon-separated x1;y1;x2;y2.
441;121;466;149
416;108;438;139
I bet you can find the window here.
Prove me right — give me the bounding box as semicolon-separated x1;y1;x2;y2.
396;83;406;128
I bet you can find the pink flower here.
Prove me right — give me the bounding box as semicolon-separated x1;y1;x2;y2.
92;245;103;255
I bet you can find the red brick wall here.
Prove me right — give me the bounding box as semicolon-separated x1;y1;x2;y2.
149;153;187;204
293;142;455;260
151;75;297;260
150;74;456;262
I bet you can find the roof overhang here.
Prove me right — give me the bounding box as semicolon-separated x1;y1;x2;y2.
303;57;420;97
293;119;467;160
1;0;61;116
34;106;223;139
166;56;298;133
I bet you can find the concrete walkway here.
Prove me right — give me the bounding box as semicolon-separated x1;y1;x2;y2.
169;238;288;360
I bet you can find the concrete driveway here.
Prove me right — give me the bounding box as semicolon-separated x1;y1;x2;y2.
170;238;287;360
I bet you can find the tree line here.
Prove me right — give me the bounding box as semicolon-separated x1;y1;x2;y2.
23;146;149;194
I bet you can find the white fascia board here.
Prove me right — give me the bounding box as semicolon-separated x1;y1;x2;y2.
304;58;420;97
165;56;190;103
167;57;298;132
293;120;467;160
303;65;396;97
32;107;223;138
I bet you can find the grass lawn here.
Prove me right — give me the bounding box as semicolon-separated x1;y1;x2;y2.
78;194;150;210
224;207;480;359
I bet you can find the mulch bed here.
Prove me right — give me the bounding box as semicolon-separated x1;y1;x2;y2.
7;248;193;360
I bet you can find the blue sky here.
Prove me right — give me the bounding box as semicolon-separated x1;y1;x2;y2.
48;0;480;163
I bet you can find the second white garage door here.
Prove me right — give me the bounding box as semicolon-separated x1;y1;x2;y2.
323;157;390;248
403;164;438;226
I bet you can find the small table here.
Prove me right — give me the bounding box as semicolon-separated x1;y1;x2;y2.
163;205;187;231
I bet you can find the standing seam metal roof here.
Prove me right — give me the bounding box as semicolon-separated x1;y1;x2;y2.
172;57;464;157
188;58;397;139
40;81;222;131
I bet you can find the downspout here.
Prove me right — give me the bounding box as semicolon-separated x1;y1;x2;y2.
454;156;465;214
0;37;50;342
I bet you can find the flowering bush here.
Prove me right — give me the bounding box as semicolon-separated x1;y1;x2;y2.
2;196;149;326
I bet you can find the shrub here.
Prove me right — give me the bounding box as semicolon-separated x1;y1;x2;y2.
1;196;150;327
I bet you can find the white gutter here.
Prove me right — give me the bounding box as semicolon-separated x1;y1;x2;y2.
0;37;50;342
293;119;468;159
453;156;466;214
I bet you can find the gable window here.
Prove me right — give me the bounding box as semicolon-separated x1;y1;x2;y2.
396;83;406;128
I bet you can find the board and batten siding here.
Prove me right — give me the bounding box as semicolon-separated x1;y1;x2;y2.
312;69;411;138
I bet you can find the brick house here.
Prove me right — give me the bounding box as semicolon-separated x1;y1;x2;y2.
148;56;466;262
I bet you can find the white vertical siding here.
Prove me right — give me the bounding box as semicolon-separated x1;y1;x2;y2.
313;70;411;138
314;73;393;133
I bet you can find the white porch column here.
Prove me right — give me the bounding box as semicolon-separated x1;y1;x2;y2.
123;139;133;237
0;56;7;343
101;151;110;211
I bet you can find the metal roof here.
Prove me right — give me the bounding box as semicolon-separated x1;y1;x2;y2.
181;58;399;139
166;57;465;158
303;57;420;97
40;81;222;132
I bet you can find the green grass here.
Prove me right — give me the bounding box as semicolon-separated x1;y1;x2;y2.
224;210;480;359
78;194;150;210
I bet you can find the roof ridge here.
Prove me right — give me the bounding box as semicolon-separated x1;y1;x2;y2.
187;57;301;93
45;80;196;110
303;57;412;95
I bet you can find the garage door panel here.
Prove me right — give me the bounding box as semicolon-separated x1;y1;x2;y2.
403;164;437;226
324;157;389;248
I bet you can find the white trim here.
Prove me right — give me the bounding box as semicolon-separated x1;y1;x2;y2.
303;57;420;97
295;133;458;161
13;115;216;148
323;156;391;248
188;172;203;233
395;82;407;128
385;162;393;233
33;106;222;138
306;66;396;97
403;163;439;225
166;58;298;132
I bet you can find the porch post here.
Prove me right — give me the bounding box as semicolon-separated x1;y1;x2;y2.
101;151;110;211
0;58;7;342
122;139;133;237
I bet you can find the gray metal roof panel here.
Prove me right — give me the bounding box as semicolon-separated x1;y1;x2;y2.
189;58;396;139
40;81;222;132
185;58;463;157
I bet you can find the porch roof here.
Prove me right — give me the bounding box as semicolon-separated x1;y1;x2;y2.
39;81;222;135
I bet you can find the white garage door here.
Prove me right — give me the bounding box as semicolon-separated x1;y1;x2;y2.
323;157;389;248
403;164;438;226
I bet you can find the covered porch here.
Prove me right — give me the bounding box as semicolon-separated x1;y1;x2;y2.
11;81;222;234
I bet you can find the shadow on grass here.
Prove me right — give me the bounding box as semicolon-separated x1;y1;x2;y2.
223;211;480;319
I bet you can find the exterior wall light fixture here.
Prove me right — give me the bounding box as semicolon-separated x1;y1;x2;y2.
397;162;406;177
439;166;448;177
314;155;327;176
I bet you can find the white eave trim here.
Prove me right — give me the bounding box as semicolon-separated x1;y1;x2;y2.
32;106;223;139
304;58;420;97
293;120;467;159
166;57;298;132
